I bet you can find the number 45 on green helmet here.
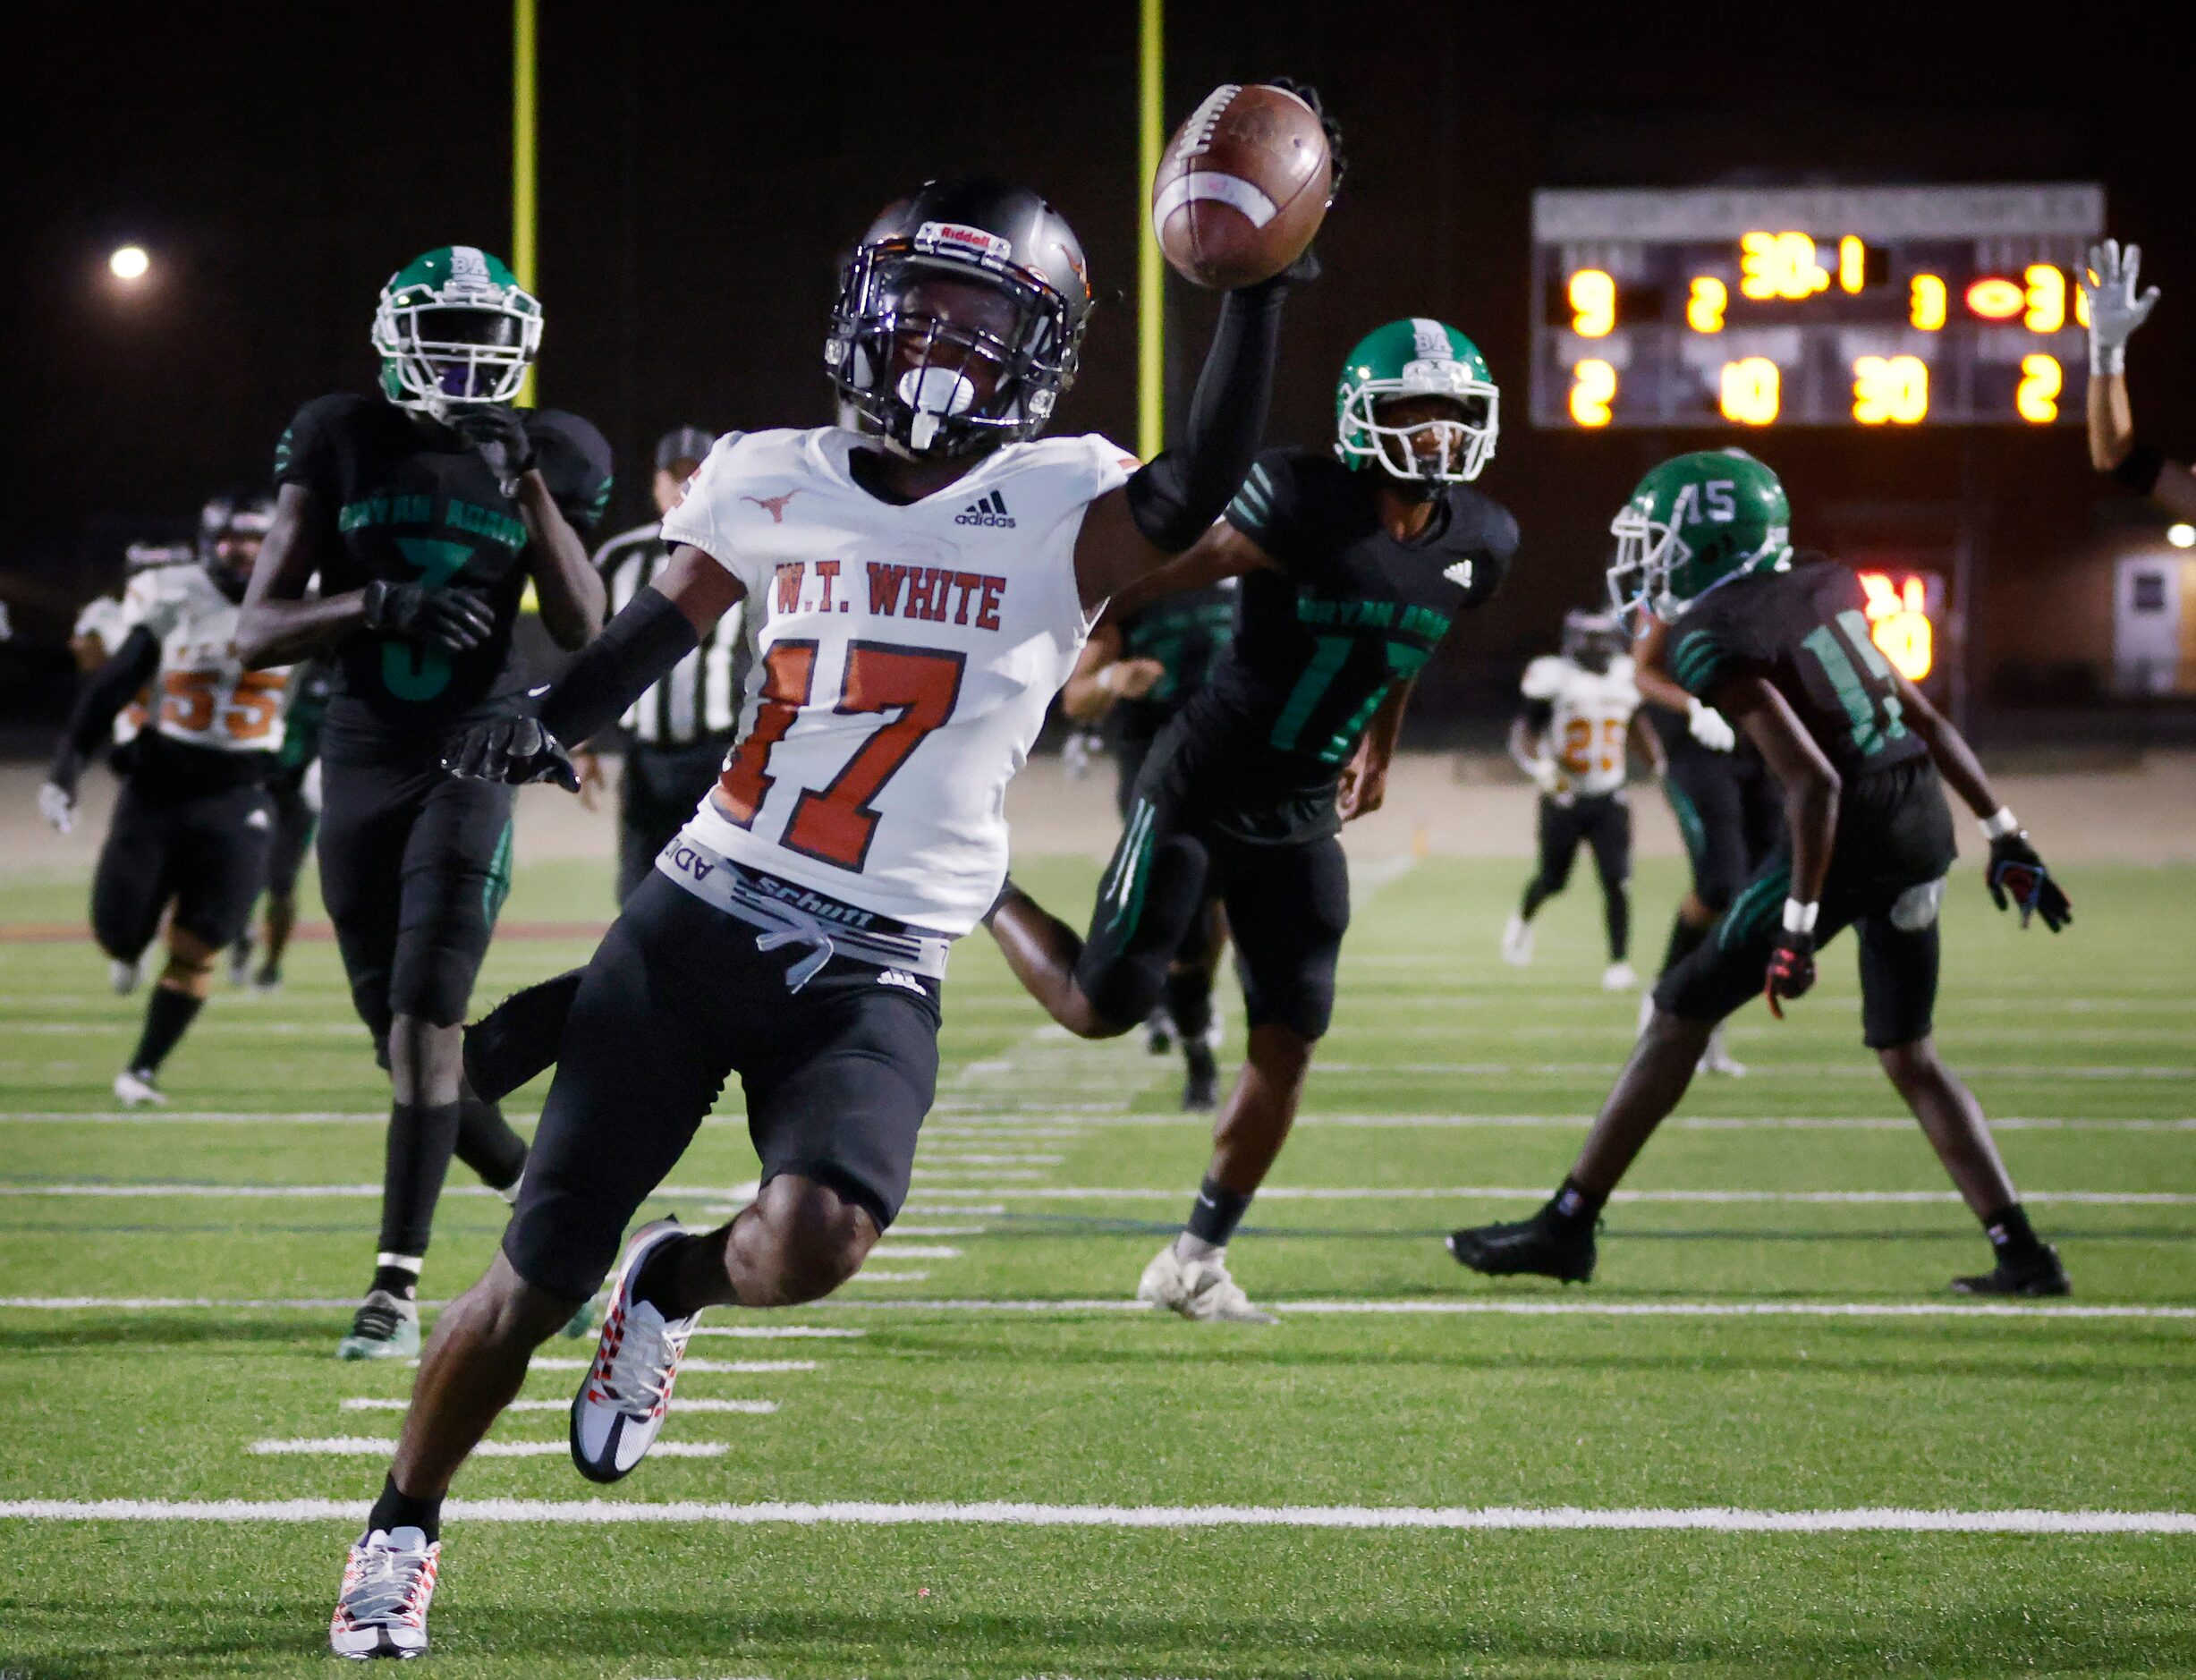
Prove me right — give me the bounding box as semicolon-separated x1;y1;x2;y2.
1607;447;1793;626
1334;318;1499;485
372;245;543;419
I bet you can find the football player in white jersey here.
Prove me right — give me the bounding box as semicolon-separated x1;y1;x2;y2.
325;167;1318;1657
39;493;293;1104
1501;608;1664;990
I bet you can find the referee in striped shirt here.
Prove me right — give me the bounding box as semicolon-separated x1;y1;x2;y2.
587;426;750;899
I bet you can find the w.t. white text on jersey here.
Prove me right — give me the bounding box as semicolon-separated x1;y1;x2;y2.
659;427;1134;935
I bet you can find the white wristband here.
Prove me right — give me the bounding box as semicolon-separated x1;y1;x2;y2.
1782;897;1819;936
1099;665;1123;695
1980;806;2020;840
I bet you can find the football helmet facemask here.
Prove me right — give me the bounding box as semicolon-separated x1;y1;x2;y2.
827;179;1091;460
1335;318;1499;486
1560;607;1627;675
1607;447;1792;627
373;246;542;418
199;489;275;603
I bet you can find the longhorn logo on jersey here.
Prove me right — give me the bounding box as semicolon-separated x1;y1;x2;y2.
742;491;804;524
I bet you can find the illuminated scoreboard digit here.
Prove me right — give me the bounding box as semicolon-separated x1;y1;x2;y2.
1530;184;2103;429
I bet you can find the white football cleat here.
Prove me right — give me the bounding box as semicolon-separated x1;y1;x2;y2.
1501;914;1534;967
113;1067;165;1107
570;1218;698;1483
1136;1242;1276;1325
1601;961;1638;991
109;957;145;996
336;1290;420;1362
1698;1026;1748;1077
330;1524;439;1660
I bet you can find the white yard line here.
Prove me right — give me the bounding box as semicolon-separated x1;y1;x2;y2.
812;1297;2196;1322
867;1245;962;1260
340;1397;778;1415
2;1497;2190;1534
866;1185;2196;1207
1310;1062;2195;1082
525;1357;817;1374
247;1438;727;1459
840;1270;928;1284
985;1113;2196;1133
685;1326;863;1340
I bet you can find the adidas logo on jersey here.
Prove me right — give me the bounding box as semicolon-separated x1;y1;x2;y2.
876;969;927;995
1444;560;1475;590
954;491;1015;529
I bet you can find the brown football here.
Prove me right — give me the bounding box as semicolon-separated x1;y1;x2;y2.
1152;83;1331;290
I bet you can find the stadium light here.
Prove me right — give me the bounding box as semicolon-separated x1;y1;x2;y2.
108;245;149;282
2168;523;2195;549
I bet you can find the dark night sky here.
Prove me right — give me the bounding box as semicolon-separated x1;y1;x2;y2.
7;3;2196;718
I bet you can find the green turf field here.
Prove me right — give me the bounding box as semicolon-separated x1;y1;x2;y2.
2;853;2192;1677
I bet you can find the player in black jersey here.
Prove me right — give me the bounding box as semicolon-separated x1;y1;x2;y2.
1632;648;1784;1076
1058;579;1238;1106
1449;450;2074;1296
231;657;333;993
989;318;1514;1321
235;245;613;1359
39;493;288;1106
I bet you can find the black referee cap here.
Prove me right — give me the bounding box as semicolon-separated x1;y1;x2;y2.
654;426;715;472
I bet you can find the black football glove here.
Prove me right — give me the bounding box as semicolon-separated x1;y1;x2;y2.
1763;930;1817;1020
447;403;538;488
1264;76;1344;285
1988;832;2072;932
360;579;496;654
443;714;580;793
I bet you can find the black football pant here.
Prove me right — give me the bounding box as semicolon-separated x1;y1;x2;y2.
92;779;275;960
1520;793;1632;963
1662;748;1784;913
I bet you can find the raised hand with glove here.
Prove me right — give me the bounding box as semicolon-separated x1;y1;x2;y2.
360;578;495;654
444;706;580;793
446;403;538;491
1686;697;1736;752
2084;239;2159;378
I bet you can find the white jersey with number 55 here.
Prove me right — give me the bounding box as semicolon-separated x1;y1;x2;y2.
124;564;294;757
661;426;1136;935
1522;653;1639;800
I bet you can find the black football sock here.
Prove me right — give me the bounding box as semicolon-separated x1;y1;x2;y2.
454;1092;529;1193
370;1254;422;1302
127;984;203;1075
1549;1175;1607;1228
1660;911;1709;979
378;1100;462;1261
632;1229;717;1320
1604;884;1631;963
366;1472;444;1545
1182;1175;1253;1253
1981;1202;2045;1264
1163;966;1215;1047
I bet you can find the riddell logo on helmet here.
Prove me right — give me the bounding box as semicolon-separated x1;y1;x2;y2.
915;221;1013;267
954;491;1015;529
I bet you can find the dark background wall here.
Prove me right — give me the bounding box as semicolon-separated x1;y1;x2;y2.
6;3;2195;736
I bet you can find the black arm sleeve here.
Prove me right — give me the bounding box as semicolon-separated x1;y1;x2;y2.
59;626;161;768
1123;277;1288;553
535;585;699;747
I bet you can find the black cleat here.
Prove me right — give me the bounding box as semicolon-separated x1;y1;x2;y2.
1952;1244;2070;1298
462;968;585;1102
1446;1206;1597;1285
1145;1009;1175;1056
1182;1040;1219;1111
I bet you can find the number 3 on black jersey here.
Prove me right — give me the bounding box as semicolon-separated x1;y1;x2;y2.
716;641;967;872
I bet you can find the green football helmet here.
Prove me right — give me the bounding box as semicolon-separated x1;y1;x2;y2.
371;246;542;416
1607;448;1792;624
1334;318;1499;484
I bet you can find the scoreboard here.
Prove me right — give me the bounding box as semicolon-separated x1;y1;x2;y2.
1530;184;2104;429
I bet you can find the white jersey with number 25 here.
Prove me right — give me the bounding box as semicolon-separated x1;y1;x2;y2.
661;426;1136;936
1522;653;1639;800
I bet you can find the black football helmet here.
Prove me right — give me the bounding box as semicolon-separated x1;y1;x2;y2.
199;489;274;602
1561;607;1627;675
826;178;1092;460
